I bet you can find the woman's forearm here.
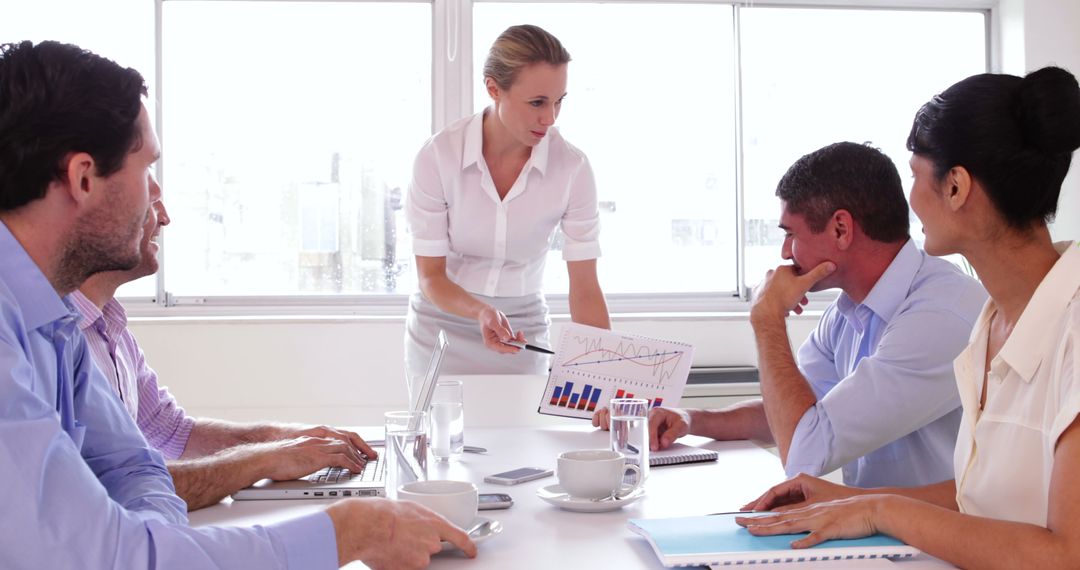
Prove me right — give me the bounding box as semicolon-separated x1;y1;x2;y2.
415;256;489;320
419;273;488;320
568;287;610;329
873;480;957;510
876;495;1078;569
567;259;610;329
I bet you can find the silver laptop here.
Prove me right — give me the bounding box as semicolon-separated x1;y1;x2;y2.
232;331;449;500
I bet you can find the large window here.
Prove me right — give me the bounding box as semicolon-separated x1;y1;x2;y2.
474;4;737;294
10;1;988;311
162;1;430;296
4;0;157;298
740;7;987;282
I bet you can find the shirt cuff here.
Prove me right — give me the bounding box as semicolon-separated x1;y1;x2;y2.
161;416;196;460
783;403;832;478
562;240;601;261
412;237;450;257
265;511;338;570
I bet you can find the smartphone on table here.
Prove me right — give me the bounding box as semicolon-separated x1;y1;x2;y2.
478;493;514;510
483;467;553;485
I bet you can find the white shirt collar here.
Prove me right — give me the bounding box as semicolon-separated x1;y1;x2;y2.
461;108;550;177
995;241;1080;383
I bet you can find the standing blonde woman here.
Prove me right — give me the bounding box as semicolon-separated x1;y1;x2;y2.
733;66;1080;568
405;25;610;383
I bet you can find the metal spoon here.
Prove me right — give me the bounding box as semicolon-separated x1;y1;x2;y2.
441;519;500;552
466;519;492;537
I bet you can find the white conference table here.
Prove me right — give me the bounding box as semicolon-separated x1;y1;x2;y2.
189;425;954;569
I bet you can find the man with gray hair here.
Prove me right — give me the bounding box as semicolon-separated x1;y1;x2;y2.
598;142;986;491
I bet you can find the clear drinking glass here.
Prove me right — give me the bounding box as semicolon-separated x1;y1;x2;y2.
384;410;428;499
430;379;465;461
609;398;649;487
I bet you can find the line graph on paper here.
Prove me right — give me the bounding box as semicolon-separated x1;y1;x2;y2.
559;335;687;384
538;323;695;420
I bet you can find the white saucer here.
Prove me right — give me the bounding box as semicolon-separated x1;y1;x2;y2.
440;516;502;552
536;484;645;512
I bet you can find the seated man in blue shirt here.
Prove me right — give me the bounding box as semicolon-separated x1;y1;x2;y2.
597;142;986;488
0;40;474;568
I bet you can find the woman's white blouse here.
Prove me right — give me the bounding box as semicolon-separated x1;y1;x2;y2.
406;111;601;298
953;241;1080;526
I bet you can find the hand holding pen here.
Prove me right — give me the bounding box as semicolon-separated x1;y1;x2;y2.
476;305;555;355
500;339;555;355
477;306;524;354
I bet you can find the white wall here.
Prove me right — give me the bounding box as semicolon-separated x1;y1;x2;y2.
127;315;817;425
129;0;1080;426
1000;0;1080;240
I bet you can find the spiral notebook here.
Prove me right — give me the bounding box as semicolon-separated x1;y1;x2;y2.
649;442;718;467
628;514;919;567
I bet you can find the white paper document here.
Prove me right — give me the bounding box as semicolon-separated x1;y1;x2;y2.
537;323;694;419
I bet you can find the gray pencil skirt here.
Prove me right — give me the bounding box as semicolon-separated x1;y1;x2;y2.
404;291;552;397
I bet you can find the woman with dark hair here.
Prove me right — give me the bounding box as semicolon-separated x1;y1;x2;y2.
731;66;1080;568
404;25;610;385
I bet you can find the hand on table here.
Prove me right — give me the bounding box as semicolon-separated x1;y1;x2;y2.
591;407;611;430
647;407;692;450
735;495;887;549
741;472;859;512
328;498;476;569
591;407;691;451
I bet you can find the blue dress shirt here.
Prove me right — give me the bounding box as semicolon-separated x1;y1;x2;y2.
0;221;337;569
785;240;987;488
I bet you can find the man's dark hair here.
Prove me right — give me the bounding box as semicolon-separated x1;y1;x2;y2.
775;142;910;243
907;67;1080;229
0;41;147;212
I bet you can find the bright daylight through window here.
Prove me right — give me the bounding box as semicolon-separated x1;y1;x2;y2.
2;0;156;297
11;1;987;307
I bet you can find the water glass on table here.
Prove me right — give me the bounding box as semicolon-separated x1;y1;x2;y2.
430;379;465;461
609;398;649;487
384;410;429;500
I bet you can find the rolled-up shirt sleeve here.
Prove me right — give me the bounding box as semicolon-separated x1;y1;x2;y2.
406;139;451;258
132;340;195;460
785;307;970;478
1050;308;1080;445
560;157;601;261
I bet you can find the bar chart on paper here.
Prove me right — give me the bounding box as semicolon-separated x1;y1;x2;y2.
538;323;695;420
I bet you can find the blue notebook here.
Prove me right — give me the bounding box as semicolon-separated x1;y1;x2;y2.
628;514;919;567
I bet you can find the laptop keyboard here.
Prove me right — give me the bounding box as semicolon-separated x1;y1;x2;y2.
306;459;383;484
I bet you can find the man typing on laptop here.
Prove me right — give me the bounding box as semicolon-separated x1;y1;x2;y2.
0;40;473;568
70;194;378;510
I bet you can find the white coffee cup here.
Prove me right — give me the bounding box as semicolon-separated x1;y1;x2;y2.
556;449;643;500
397;480;478;529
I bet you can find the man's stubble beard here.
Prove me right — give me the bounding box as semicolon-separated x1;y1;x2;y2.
55;198;144;295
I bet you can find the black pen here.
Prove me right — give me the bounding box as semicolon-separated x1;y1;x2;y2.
502;340;555;355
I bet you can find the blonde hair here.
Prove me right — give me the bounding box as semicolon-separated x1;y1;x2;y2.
483;25;570;91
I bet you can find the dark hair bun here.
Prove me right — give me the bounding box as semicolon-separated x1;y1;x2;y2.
1016;66;1080;155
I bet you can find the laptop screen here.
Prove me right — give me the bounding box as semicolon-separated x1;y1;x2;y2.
411;329;448;416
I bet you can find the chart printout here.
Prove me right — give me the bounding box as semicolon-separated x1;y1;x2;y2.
538;323;695;419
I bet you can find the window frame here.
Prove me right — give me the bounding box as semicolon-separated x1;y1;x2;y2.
128;0;995;317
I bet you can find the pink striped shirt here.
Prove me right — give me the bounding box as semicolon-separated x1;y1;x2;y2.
70;291;195;460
